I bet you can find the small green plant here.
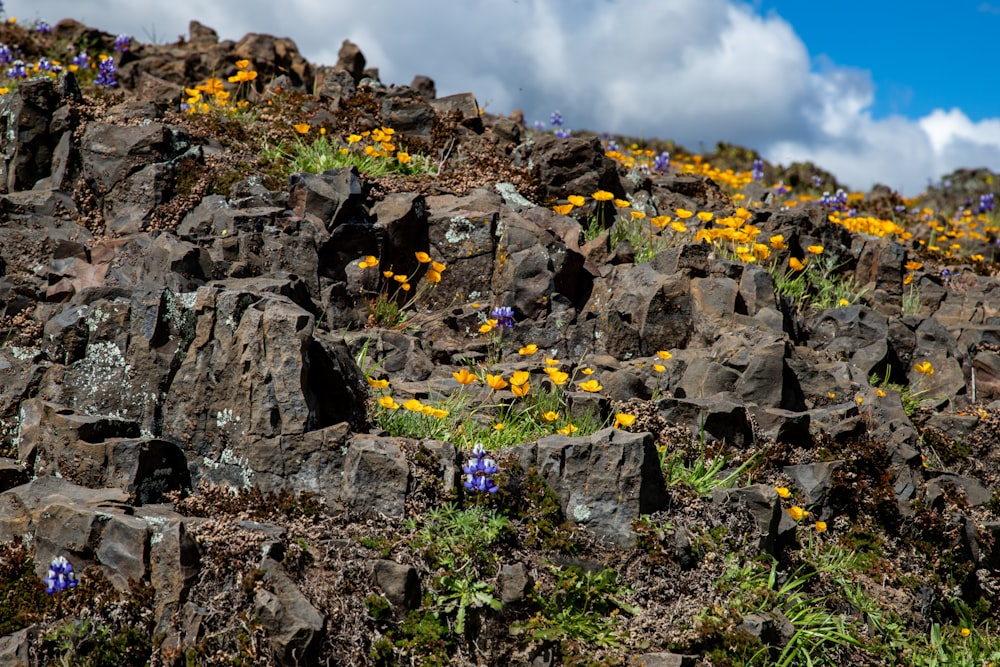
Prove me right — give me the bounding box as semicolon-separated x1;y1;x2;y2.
264;125;436;178
768;247;868;311
660;440;761;496
511;565;639;648
869;368;929;416
355;251;447;329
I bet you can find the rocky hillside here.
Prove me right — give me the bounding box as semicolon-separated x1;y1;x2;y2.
1;15;1000;667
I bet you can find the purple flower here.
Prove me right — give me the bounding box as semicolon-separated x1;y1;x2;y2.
72;52;89;69
463;443;499;494
550;110;563;127
532;120;545;132
653;151;670;173
5;59;26;79
751;159;764;181
606;140;620;152
812;175;822;188
36;57;53;72
490;306;515;329
44;556;78;594
894;205;906;213
554;129;571;139
979;193;995;213
113;34;133;53
0;45;12;64
95;56;117;87
36;20;51;34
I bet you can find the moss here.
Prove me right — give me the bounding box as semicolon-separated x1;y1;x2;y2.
501;466;580;554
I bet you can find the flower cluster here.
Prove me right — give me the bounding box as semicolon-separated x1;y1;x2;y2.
95;55;117;88
463;443;499;493
751;159;764;181
113;34;133;53
44;555;78;594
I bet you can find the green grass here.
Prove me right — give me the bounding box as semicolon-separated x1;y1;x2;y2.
767;251;868;311
262;135;437;178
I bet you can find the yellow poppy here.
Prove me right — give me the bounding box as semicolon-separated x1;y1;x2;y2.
366;376;390;389
293;123;310;134
510;371;530;386
578;379;603;393
789;257;806;271
518;344;538;355
592;190;614;201
657;350;672;360
696;211;714;222
378;396;399;410
452;368;478;385
613;413;636;429
914;361;934;375
552;204;574;215
614;199;631;208
511;382;530;397
486;374;508;390
774;487;791;498
807;245;824;255
567;195;585;207
675;209;694;219
415;251;432;263
541;411;559;422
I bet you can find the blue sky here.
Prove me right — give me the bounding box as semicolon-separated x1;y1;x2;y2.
12;0;1000;195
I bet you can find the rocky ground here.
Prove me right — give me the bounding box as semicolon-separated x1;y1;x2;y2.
1;15;1000;667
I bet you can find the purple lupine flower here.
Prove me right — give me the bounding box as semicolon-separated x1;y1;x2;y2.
5;59;26;79
774;182;791;197
36;57;53;72
72;52;89;69
113;34;133;53
35;20;51;34
490;306;515;329
0;45;12;64
653;151;670;173
812;175;822;188
532;120;545;132
751;159;764;181
943;180;952;189
894;205;906;213
549;110;563;127
554;129;571;139
463;443;499;494
979;193;995;213
44;556;78;594
95;56;117;87
606;140;620;152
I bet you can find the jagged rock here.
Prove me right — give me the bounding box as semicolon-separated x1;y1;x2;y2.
711;484;797;556
425;189;500;308
254;557;324;666
509;428;668;547
0;459;26;494
0;78;68;192
500;562;533;605
783;461;844;510
231;32;313;92
657;394;755;448
0;626;34;666
372;559;421;613
340;434;410;517
515;134;621;201
925;473;993;509
80;121;194;233
344;329;434;382
430;92;484;132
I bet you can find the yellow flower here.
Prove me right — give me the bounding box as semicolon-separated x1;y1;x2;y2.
518;344;538;355
752;243;771;261
453;368;478;385
904;260;923;271
393;274;409;283
358;255;379;269
581;367;594;375
770;234;787;250
592;190;614;201
366;376;390;389
961;627;971;638
378;396;400;410
293;123;310;135
827;392;836;399
903;273;914;285
510;371;530;386
541;411;559;422
838;299;850;306
578;379;603;393
567;195;585;207
814;521;827;533
653;363;666;372
696;211;714;222
403;399;424;412
787;506;809;521
876;388;886;397
614;198;631;208
397;152;411;164
347;134;363;144
545;369;569;386
972;254;984;262
486;374;508;390
630;210;646;220
415;251;432;263
789;257;806;271
493;422;505;431
383;270;394;278
613;413;636;429
545;358;560;366
478;320;497;334
227;70;258;83
807;245;824;255
429;408;449;419
552;204;574;215
670;221;688;233
775;487;791;498
856;396;864;405
426;270;442;283
431;261;446;272
914;361;934;375
657;350;673;360
235;59;251;69
675;208;694;219
651;216;670;228
557;423;578;435
511;382;530;398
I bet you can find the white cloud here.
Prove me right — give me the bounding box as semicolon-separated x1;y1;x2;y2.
10;0;1000;195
